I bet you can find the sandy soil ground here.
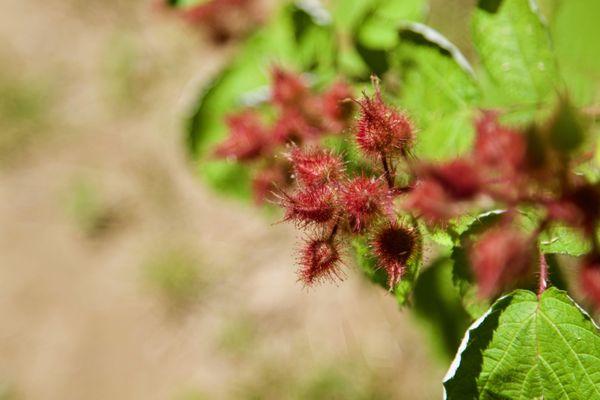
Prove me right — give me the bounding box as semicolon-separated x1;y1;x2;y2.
0;1;444;399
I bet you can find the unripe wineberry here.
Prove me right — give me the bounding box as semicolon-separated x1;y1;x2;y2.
470;227;533;298
355;89;413;158
298;238;343;286
341;176;392;233
215;111;267;161
289;147;344;187
372;224;419;288
271;67;309;109
280;185;336;226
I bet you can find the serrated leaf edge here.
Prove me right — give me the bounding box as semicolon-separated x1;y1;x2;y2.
442;289;600;398
442;293;510;399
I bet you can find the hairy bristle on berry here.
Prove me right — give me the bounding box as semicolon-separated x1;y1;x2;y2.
475;111;526;172
341;176;392;232
271;67;309;109
580;254;600;309
298;238;343;286
214;111;267;161
289;147;344;187
372;224;419;288
355;89;413;158
280;185;336;226
470;227;533;298
426;159;482;200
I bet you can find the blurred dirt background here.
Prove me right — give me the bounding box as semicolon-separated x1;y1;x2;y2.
0;1;456;399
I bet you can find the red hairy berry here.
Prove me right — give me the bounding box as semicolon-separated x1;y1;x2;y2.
215;111;267;161
341;176;392;232
289;147;344;187
271;67;309;109
580;254;600;309
355;88;413;158
474;111;526;172
426;159;482;200
404;180;453;226
298;238;343;286
470;227;533;298
372;224;419;288
280;185;336;226
322;81;354;131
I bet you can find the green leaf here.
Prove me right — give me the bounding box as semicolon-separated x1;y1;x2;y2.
520;208;593;257
351;224;423;307
472;0;559;107
392;23;481;160
413;257;473;360
539;224;592;257
548;0;600;107
330;0;379;32
444;287;600;399
356;0;426;51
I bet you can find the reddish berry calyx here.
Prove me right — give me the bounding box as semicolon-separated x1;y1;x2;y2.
271;67;309;109
355;88;413;158
475;111;526;173
280;185;336;226
215;111;268;161
423;159;482;201
289;147;345;187
470;227;534;298
404;180;453;226
341;176;392;233
298;238;343;286
372;224;419;289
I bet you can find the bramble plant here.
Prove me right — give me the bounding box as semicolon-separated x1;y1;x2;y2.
171;0;600;397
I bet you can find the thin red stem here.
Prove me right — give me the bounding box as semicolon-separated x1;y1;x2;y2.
538;251;548;297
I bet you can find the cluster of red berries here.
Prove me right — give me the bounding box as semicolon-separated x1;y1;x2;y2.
215;70;600;309
276;81;421;289
214;67;354;204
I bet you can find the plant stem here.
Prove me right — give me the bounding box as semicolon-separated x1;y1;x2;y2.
538;251;548;297
381;155;395;189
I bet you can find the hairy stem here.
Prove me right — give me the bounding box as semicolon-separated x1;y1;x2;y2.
538;251;548;297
